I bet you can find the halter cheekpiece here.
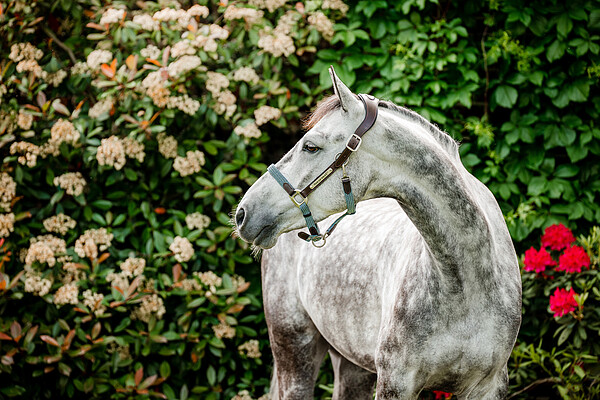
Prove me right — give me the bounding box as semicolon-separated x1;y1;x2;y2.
267;93;379;247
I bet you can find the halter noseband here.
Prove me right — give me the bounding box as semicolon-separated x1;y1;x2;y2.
267;93;379;247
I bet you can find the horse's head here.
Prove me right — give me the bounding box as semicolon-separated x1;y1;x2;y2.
235;68;383;249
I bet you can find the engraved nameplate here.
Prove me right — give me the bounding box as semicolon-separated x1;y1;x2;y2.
310;168;333;189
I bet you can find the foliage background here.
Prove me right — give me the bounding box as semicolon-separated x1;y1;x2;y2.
0;0;599;399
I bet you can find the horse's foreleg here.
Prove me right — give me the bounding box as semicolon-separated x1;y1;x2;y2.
374;346;424;400
458;367;509;400
268;324;328;400
330;349;376;400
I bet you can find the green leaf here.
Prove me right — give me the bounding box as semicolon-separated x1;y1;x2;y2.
556;14;573;37
206;365;216;386
494;85;518;108
527;177;547;196
92;200;112;210
547;40;566;62
554;164;579;178
160;361;171;379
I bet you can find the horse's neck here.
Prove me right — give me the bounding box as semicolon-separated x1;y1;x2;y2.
369;119;502;284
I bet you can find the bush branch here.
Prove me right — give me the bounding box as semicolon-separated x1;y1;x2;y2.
507;377;562;400
43;26;77;65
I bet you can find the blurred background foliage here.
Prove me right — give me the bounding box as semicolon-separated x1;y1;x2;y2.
0;0;599;399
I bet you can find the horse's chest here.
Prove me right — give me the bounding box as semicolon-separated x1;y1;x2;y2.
295;254;385;370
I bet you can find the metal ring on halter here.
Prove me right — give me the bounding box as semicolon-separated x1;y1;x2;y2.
311;234;327;248
334;153;350;178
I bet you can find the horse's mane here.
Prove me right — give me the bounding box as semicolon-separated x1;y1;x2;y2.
303;95;459;158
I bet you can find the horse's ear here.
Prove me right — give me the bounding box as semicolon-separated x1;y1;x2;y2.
329;66;360;113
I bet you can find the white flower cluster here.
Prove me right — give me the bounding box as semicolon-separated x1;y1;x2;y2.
45;70;68;87
97;135;145;169
157;132;178;158
26;235;68;267
71;62;91;75
10;141;40;167
140;44;161;60
9;42;43;62
232;67;260;85
231;390;253;400
212;322;235;339
133;14;160;31
10;43;68;84
96;136;125;170
43;213;77;235
106;271;129;289
322;0;349;15
61;262;86;284
234;123;262;139
171;40;195;58
82;289;106;316
173;150;205;176
49;119;80;149
185;212;210;231
178;278;202;291
249;0;287;12
254;105;282;126
196;271;222;294
166;94;201;115
131;294;166;322
258;27;296;57
99;8;126;25
74;228;113;260
0;172;16;211
187;4;210;18
206;71;230;94
17;110;33;130
224;5;264;25
122;137;146;162
205;71;236;117
120;257;145;277
308;11;335;41
88;97;114;119
238;340;262;358
169;236;194;262
24;268;52;297
0;213;15;238
53;282;79;306
86;49;113;70
53;172;87;196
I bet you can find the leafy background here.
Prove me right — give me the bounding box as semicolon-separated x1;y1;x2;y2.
1;0;599;399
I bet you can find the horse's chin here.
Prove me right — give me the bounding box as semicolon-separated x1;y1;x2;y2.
249;223;280;249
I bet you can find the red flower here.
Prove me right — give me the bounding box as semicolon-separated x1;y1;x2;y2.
549;287;578;317
523;247;556;273
541;223;575;251
556;245;590;273
433;391;452;399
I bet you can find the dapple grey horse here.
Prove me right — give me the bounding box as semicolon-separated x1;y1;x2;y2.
235;68;522;399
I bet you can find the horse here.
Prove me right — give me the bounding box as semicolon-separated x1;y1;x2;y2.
234;67;522;400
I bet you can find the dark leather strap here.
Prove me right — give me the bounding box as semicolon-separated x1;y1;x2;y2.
299;94;379;198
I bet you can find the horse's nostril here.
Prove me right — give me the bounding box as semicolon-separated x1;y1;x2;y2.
235;207;246;227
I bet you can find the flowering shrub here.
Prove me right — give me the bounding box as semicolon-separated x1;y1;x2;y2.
510;225;600;399
0;0;347;398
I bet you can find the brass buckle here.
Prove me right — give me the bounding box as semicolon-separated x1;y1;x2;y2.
346;134;362;152
289;190;306;208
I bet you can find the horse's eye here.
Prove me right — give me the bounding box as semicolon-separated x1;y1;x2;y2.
303;143;320;153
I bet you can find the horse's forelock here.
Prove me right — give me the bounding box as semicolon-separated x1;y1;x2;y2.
302;95;341;131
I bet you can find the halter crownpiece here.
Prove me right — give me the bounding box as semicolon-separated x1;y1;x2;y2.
268;93;379;247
